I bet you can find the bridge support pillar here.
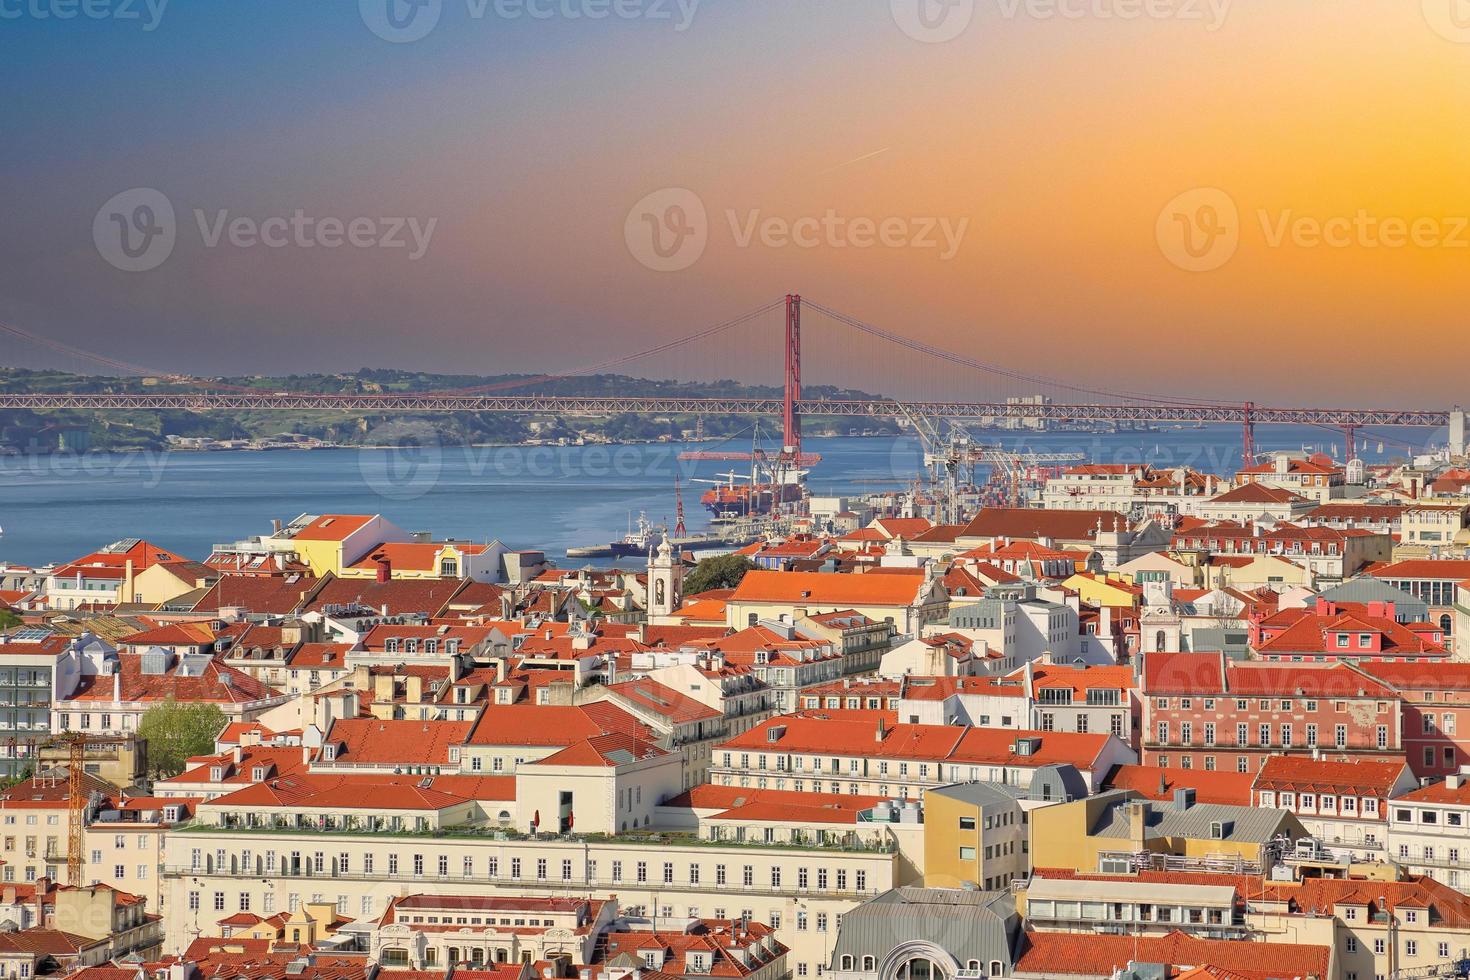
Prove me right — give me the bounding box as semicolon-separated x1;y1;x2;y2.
1241;401;1256;468
783;294;801;456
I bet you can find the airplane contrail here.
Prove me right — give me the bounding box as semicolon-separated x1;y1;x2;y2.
815;147;891;176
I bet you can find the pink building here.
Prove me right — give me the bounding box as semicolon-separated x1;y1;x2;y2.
1141;652;1403;773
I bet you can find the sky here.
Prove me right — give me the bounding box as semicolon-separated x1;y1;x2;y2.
2;0;1469;405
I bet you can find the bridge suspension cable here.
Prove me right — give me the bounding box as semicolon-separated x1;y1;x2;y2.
802;298;1239;408
1;299;784;397
0;320;164;378
415;299;785;396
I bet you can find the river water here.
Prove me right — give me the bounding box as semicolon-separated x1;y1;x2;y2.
0;425;1435;568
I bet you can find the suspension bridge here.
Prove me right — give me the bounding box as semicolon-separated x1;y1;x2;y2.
0;295;1456;463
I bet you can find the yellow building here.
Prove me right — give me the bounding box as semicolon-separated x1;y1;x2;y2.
218;899;348;945
262;514;407;576
1060;571;1141;609
1028;788;1304;875
923;781;1036;891
338;541;499;582
127;560;215;606
1193;553;1314;592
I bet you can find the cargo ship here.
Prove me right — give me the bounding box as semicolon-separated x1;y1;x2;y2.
698;478;804;519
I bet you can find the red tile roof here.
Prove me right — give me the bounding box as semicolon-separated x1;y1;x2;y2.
346;541;490;572
1256;874;1470;927
720;716;1114;770
1014;929;1329;980
1369;559;1470;580
1397;777;1470;805
1101;765;1254;806
62;655;282;705
0;928;101;956
1256;607;1445;658
604;680;722;724
159;745;309;790
730;570;929;606
324;718;474;766
1359;661;1470;691
301;577;471;616
1255;755;1409;795
287;515;377;542
531;732;668;768
960;508;1128;541
1143;653;1396;699
118;621;221;648
285;642;353;669
465;703;650;747
192;574;320;615
1207;482;1309;505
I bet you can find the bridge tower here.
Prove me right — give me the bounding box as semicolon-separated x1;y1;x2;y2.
783;293;801;457
1241;401;1256;468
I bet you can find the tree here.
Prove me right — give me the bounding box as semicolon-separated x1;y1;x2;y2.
136;701;228;778
0;609;21;632
683;554;756;596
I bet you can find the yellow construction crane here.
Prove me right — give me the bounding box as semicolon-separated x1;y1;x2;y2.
40;733;87;886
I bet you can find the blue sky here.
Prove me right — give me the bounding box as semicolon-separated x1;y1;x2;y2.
3;1;1469;405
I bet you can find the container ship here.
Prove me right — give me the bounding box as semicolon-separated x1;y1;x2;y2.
699;479;804;519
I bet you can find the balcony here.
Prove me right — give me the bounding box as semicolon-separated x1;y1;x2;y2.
169;821;898;855
162;854;883;901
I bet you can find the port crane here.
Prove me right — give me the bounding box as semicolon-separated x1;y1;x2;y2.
894;404;1086;521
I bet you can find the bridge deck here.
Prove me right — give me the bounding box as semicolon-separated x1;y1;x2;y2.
0;393;1446;427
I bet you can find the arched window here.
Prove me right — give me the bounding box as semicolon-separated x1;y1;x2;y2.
1441;614;1453;634
840;956;854;971
989;962;1003;977
1155;630;1168;652
862;957;876;971
967;961;981;974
